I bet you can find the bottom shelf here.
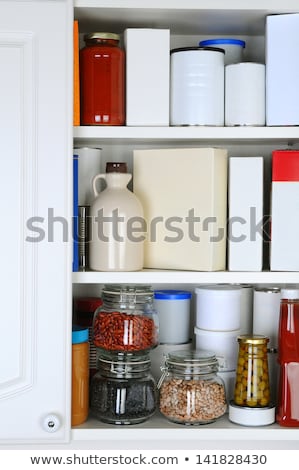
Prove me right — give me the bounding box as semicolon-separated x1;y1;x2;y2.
71;412;299;443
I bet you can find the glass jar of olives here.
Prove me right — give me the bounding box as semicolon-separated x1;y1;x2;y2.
234;335;270;407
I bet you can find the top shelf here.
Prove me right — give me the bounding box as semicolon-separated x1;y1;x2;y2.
73;126;299;146
74;0;299;35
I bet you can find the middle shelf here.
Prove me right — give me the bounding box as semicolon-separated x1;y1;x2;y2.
72;270;299;285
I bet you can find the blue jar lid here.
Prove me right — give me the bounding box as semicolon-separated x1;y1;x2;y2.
154;290;192;300
199;38;246;48
72;325;89;344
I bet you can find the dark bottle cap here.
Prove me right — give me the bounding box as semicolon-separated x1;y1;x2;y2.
106;162;127;173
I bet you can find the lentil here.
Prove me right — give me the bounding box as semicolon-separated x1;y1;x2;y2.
159;378;227;424
90;375;157;424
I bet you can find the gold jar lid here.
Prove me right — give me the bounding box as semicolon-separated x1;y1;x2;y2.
237;334;269;345
84;32;120;41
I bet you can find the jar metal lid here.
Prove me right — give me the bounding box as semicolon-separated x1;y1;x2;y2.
170;46;225;55
166;349;218;367
102;284;153;296
237;334;269;345
84;32;120;41
154;290;191;300
199;38;246;48
254;286;281;293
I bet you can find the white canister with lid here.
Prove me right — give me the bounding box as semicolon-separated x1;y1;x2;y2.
195;285;242;331
252;286;281;349
194;326;239;371
154;290;192;344
170;46;225;126
199;38;245;65
225;62;266;126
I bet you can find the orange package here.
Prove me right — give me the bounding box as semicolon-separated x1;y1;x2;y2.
73;20;80;126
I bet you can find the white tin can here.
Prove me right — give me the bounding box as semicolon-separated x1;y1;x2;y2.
225;62;266;126
252;286;281;349
170;46;225;126
194;326;239;371
195;285;242;331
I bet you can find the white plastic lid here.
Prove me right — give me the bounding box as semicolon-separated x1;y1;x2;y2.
281;288;299;300
228;401;275;426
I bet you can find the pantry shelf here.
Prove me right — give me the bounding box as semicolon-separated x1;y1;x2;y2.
71;413;299;443
74;0;299;35
72;270;299;285
73;126;299;146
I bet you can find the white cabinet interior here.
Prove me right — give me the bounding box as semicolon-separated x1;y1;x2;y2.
72;0;299;448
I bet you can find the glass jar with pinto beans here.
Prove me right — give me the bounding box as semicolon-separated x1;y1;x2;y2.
234;335;271;407
92;285;159;354
158;350;227;425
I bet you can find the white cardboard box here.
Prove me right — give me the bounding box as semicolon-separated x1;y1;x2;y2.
270;150;299;271
228;157;264;271
266;14;299;126
124;28;170;126
133;148;228;271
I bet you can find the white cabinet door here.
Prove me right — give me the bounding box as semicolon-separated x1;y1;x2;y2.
0;0;72;443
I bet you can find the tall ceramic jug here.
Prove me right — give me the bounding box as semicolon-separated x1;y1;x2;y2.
89;162;144;271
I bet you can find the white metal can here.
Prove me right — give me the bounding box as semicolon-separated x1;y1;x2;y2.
170;46;225;126
252;286;281;349
195;284;242;331
225;62;266;126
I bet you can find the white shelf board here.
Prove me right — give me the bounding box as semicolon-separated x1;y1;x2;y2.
72;413;299;442
72;270;299;285
73;126;299;145
74;1;299;35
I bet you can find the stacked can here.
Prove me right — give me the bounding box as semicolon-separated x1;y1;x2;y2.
194;285;242;402
252;286;281;405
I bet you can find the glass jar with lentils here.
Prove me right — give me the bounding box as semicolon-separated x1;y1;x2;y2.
90;350;157;424
158;350;227;425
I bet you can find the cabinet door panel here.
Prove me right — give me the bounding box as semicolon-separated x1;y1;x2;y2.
0;0;72;443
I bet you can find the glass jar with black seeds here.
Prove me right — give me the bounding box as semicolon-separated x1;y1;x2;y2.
90;350;158;424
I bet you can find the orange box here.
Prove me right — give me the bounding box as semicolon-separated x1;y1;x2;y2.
73;20;80;126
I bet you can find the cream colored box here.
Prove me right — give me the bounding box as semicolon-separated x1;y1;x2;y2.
133;148;228;271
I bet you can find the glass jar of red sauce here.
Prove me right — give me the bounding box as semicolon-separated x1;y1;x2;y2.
276;288;299;427
80;32;125;126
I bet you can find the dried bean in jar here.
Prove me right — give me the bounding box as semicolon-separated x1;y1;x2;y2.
159;378;227;425
90;376;157;424
158;349;227;425
93;310;158;352
90;350;158;425
93;285;159;353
